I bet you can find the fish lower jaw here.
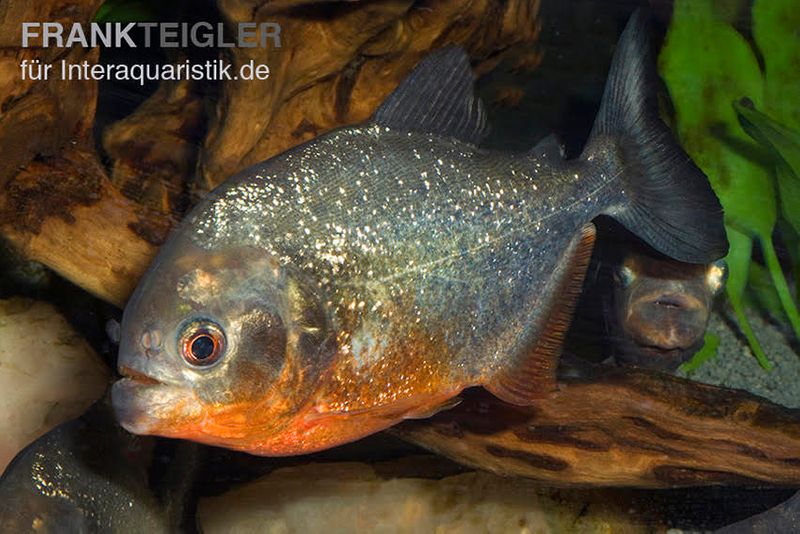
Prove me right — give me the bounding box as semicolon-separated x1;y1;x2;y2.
110;377;196;437
111;378;160;435
116;414;155;436
617;346;694;372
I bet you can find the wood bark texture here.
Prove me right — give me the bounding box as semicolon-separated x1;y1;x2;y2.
394;369;800;488
0;0;102;186
0;148;163;307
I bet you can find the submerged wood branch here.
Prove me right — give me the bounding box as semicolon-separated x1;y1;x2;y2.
394;368;800;488
0;149;165;308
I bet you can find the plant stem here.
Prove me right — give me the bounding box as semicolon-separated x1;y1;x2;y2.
727;287;774;370
760;235;800;340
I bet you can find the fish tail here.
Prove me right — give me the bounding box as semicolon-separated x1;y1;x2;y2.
586;9;728;263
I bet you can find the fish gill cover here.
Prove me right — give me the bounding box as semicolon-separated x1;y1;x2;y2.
660;0;800;371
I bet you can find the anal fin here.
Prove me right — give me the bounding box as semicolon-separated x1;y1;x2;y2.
487;223;597;405
402;396;463;420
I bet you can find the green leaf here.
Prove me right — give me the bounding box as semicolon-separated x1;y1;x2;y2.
659;0;773;240
724;226;752;303
777;162;800;237
747;261;788;325
734;101;800;235
751;0;800;307
724;226;773;369
733;101;800;339
753;0;800;131
94;0;158;23
734;100;800;177
777;219;800;304
759;235;800;340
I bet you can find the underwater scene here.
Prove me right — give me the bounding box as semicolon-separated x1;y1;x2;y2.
1;0;799;531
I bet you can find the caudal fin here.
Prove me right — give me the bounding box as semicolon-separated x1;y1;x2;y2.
587;9;728;264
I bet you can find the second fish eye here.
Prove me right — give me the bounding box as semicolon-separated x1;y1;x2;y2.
180;320;226;367
707;259;728;295
615;264;636;288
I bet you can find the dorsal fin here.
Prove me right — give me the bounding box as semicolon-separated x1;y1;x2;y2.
486;223;597;405
372;46;489;145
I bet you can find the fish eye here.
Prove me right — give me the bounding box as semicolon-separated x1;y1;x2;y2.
706;259;728;295
614;264;636;288
180;320;226;367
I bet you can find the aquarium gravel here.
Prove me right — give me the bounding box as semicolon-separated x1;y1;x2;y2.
679;310;800;408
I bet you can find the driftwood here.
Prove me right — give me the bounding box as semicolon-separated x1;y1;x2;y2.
103;78;207;218
0;148;163;307
393;368;800;488
0;0;102;187
200;0;542;187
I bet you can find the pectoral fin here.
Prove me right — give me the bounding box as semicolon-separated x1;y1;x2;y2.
487;223;596;405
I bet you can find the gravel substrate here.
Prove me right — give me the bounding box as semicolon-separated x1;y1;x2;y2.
677;310;800;409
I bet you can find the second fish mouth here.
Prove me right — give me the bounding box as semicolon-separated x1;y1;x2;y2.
119;365;162;385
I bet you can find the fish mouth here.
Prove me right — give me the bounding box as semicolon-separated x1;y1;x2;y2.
118;365;162;386
639;292;703;312
112;367;191;436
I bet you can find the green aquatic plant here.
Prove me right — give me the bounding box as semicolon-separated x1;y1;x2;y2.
752;0;800;132
734;102;800;236
735;100;800;310
660;0;800;370
94;0;160;23
746;261;790;326
680;332;721;374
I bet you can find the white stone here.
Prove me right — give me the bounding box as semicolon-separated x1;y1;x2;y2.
0;298;109;473
198;462;650;533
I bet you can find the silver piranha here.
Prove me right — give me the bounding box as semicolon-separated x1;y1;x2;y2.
112;10;727;456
